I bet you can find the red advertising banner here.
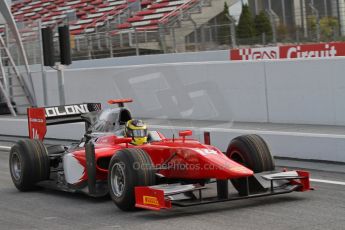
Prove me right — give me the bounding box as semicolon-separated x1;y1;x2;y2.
230;42;345;61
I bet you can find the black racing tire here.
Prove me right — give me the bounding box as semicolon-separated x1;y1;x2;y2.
108;148;155;211
226;134;275;195
9;139;50;191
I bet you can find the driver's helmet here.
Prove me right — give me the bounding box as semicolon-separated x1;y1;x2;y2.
125;119;148;145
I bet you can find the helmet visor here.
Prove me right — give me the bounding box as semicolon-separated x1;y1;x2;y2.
131;129;147;137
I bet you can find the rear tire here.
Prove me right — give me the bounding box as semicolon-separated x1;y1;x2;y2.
108;148;155;211
226;134;275;195
9;139;50;191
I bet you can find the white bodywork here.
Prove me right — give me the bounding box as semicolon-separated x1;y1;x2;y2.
63;153;85;184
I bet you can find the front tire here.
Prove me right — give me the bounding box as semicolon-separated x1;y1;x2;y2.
226;134;275;195
9;139;50;191
108;148;155;211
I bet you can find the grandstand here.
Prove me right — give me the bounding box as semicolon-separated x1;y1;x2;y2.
3;0;345;62
9;0;212;34
11;0;131;35
8;0;238;57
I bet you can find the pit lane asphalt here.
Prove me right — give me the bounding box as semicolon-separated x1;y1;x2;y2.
0;148;344;230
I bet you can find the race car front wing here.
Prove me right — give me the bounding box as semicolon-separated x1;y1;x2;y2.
135;170;311;211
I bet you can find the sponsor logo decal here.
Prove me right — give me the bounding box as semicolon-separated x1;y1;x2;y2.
45;104;89;117
230;42;345;61
284;44;337;58
143;196;159;206
29;118;44;123
237;46;279;60
31;128;39;139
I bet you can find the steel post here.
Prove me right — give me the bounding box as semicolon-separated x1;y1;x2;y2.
57;65;66;105
172;27;177;52
38;20;48;106
159;24;167;53
134;28;139;56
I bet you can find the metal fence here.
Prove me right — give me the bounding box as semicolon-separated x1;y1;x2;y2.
68;21;343;62
2;16;345;66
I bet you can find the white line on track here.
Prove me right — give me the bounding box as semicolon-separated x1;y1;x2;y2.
151;124;345;139
0;145;344;186
310;179;345;186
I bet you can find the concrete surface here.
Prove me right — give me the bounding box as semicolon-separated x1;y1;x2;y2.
0;146;344;230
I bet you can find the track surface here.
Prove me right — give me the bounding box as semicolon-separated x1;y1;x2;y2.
1;148;345;230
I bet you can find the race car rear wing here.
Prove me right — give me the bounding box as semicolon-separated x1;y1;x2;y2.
27;103;102;140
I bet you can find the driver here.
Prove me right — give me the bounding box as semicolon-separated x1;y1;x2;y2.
125;119;148;145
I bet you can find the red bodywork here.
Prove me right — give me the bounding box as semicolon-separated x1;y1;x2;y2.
73;134;255;184
27;108;46;140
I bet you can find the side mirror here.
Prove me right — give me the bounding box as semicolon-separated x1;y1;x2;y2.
179;130;192;142
114;137;132;147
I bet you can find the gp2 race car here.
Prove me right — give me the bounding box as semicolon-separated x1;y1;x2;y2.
9;99;311;211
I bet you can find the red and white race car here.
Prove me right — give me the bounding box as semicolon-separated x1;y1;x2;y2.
9;99;311;211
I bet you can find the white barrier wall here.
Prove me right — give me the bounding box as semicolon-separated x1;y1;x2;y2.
32;57;345;126
265;58;345;125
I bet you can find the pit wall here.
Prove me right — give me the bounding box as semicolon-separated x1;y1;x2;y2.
33;56;345;126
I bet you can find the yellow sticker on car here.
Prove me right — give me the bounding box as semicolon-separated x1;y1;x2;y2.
143;196;159;206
